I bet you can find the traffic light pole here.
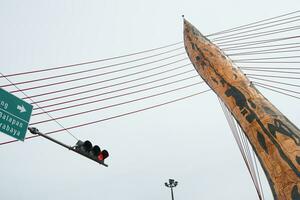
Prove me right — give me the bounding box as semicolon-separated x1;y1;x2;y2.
28;127;108;167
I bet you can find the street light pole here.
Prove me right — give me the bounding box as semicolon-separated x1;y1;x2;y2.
170;186;174;200
165;179;178;200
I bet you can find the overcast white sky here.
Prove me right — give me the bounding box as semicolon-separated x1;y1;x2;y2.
0;1;299;200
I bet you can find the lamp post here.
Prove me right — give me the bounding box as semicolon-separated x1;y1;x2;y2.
164;179;178;200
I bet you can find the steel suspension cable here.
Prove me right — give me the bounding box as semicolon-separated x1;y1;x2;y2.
218;99;263;199
31;76;202;116
233;55;300;62
245;74;300;79
1;11;299;82
218;99;246;157
212;16;300;41
28;63;193;104
32;69;196;110
240;66;300;70
229;49;300;56
247;76;300;88
0;89;211;146
254;83;300;100
215;26;300;45
236;123;263;200
252;81;300;95
0;41;183;78
223;42;300;51
241;68;300;74
218;35;300;48
206;10;300;37
1;47;184;88
0;12;299;84
227;46;300;56
252;149;265;200
238;124;264;200
9;52;187;93
219;100;254;175
30;82;203;125
234;61;300;64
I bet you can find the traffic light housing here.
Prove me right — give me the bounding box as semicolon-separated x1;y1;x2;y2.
75;140;92;152
74;140;109;164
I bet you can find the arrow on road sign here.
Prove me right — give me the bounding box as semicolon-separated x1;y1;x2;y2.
0;88;33;141
17;105;26;113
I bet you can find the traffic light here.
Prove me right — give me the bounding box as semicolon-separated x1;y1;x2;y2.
98;149;109;161
75;140;92;152
27;127;108;167
74;140;109;163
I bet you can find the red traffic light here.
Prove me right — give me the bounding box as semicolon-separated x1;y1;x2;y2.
74;140;109;164
98;150;109;161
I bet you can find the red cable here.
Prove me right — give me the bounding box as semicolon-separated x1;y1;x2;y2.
30;82;202;125
32;75;201;116
0;89;211;146
9;53;186;93
32;70;195;111
0;41;182;78
29;63;191;105
1;46;183;87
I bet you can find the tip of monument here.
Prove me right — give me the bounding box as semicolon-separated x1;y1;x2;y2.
182;15;188;24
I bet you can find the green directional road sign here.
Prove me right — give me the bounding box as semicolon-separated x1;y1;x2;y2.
0;88;33;141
